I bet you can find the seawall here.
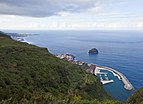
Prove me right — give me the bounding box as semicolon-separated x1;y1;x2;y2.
96;66;133;90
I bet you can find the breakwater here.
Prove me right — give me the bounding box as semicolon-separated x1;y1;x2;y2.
96;66;133;90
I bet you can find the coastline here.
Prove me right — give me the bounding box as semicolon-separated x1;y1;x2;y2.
55;54;134;91
10;36;33;44
7;30;143;100
12;36;134;91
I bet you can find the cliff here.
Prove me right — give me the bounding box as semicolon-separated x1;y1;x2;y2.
0;32;120;104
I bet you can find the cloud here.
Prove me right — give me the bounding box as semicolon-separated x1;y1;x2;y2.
0;0;143;30
0;0;101;17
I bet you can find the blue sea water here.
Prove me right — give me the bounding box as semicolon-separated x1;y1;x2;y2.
4;30;143;100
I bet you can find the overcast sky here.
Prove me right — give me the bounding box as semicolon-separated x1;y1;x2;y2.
0;0;143;30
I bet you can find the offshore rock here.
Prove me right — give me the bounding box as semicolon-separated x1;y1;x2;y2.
88;48;98;54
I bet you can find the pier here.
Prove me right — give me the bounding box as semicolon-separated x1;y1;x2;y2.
99;72;114;84
101;80;114;84
95;66;133;90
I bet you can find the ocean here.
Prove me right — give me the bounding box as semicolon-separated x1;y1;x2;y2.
4;30;143;100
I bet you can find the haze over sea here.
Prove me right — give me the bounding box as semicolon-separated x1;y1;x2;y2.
4;30;143;100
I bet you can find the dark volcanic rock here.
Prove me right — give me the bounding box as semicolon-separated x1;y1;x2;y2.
88;48;98;54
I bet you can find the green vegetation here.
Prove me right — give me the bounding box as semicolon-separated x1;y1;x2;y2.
127;87;143;104
0;32;124;104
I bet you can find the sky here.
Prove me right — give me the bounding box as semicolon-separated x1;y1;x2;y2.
0;0;143;30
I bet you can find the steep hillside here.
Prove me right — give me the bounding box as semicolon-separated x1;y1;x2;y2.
127;87;143;104
0;32;121;104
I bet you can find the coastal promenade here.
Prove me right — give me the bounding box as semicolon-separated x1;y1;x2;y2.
96;66;133;90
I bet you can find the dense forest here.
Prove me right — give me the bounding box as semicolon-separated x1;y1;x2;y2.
127;87;143;104
0;31;142;104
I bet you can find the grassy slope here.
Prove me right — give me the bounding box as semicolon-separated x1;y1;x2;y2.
0;32;121;104
127;87;143;104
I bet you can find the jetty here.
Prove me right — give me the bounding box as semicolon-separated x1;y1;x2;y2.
95;66;133;90
101;80;114;84
99;72;114;84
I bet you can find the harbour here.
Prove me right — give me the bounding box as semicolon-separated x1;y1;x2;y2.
55;54;134;91
95;66;134;90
